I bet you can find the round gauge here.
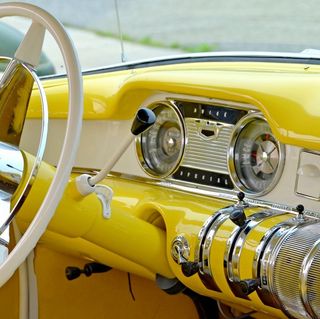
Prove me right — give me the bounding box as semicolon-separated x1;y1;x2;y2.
229;114;285;195
136;103;185;177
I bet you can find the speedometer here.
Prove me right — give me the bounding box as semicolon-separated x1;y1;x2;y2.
228;114;285;195
136;103;185;178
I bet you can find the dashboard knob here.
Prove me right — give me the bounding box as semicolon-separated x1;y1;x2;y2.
181;261;200;277
296;204;305;220
230;207;246;227
131;108;156;135
239;278;261;295
237;191;245;202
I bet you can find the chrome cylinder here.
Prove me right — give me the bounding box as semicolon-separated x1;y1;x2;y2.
260;219;320;319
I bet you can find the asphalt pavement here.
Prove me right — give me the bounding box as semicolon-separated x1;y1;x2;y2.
2;0;320;73
1;16;182;73
2;0;320;52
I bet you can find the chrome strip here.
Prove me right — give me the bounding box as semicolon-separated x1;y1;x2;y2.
300;238;320;319
106;171;320;218
59;50;320;77
168;97;256;112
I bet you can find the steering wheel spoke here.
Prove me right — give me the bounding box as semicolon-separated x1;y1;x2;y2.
0;59;35;146
14;21;45;68
0;20;46;146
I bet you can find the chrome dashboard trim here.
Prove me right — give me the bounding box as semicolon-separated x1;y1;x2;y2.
199;208;231;291
135;101;186;178
300;238;320;319
227;210;285;285
168;96;256;112
228;113;286;197
260;217;314;317
259;224;295;310
73;51;320;78
105;171;320;217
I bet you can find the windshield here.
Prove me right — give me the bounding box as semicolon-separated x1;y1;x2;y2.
1;0;320;75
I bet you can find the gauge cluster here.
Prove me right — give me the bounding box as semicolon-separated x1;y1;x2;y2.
228;114;285;196
136;98;285;198
136;103;185;178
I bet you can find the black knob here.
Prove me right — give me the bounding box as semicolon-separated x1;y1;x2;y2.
230;207;246;227
65;266;82;280
237;192;245;202
65;262;112;280
296;204;304;215
131;108;156;135
239;278;261;295
83;262;112;276
181;262;200;277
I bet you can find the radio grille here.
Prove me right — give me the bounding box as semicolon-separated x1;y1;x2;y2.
267;223;320;319
181;118;233;174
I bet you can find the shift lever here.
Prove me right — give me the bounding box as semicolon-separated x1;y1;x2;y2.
88;108;156;186
75;108;156;214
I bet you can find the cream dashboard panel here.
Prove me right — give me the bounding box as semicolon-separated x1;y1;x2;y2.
21;91;320;215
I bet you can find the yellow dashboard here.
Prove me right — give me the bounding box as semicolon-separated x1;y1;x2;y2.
14;58;320;319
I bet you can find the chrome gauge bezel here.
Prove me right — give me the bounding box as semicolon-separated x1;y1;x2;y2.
136;102;186;178
228;113;285;197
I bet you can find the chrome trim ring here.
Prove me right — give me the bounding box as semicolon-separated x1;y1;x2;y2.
199;207;234;291
136;102;185;178
259;224;294;309
228;210;284;284
300;238;320;319
171;235;190;264
195;211;222;263
260;217;314;318
228;113;285;197
253;225;282;279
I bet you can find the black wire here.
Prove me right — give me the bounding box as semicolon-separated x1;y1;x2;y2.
127;273;136;301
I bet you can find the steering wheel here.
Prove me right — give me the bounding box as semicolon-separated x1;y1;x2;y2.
0;2;83;286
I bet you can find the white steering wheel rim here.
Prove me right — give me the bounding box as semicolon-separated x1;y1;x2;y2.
0;2;83;286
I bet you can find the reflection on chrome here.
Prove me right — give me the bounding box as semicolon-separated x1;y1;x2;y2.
0;142;24;248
